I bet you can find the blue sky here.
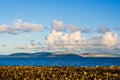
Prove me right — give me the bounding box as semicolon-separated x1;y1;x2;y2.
0;0;120;54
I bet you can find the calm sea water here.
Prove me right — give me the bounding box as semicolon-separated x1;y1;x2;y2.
0;57;120;66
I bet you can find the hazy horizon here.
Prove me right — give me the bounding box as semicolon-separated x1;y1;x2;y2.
0;0;120;55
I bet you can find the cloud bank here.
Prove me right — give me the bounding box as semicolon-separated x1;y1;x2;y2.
45;20;119;53
45;29;87;48
1;19;119;54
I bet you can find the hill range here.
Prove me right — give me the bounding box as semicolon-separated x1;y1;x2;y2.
0;52;120;58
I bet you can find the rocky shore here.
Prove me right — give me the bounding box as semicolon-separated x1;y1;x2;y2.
0;66;120;80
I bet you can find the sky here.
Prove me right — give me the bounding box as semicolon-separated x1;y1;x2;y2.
0;0;120;55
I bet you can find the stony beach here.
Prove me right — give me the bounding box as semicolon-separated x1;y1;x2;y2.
0;66;120;80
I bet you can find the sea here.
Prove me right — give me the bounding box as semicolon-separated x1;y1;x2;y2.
0;57;120;66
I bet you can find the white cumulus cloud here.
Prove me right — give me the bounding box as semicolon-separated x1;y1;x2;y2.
52;20;80;32
0;19;43;35
101;32;118;46
52;20;64;31
13;19;43;32
0;24;19;34
45;29;87;48
92;32;118;46
0;24;9;33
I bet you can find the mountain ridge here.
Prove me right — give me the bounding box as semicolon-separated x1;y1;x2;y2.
0;52;119;58
0;52;82;58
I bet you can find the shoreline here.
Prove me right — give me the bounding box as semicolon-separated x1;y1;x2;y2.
0;66;120;79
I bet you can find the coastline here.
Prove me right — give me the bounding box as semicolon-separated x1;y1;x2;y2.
0;66;120;80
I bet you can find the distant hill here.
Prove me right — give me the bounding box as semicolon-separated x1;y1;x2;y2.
0;52;81;58
9;53;31;56
52;53;82;58
32;52;53;58
0;52;119;58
